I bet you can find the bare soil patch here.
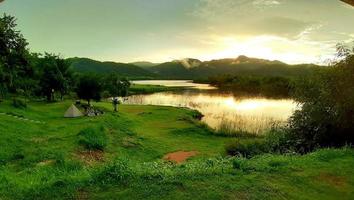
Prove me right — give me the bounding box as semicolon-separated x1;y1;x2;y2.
316;172;347;189
75;189;89;200
163;151;198;164
76;150;104;165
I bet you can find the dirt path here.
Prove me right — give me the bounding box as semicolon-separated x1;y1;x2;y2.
163;151;198;164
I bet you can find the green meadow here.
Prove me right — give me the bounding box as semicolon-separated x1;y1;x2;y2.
0;100;353;199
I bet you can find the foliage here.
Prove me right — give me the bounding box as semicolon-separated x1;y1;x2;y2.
263;128;295;154
103;73;130;97
37;53;72;101
148;56;318;79
76;74;102;104
287;44;354;153
68;57;156;79
201;75;293;97
0;14;33;94
78;126;108;151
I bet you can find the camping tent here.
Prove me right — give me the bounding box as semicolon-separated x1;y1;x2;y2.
64;104;83;118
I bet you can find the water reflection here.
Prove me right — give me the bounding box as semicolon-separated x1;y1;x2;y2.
125;89;299;134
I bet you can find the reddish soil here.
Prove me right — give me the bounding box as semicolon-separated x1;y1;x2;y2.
163;151;198;164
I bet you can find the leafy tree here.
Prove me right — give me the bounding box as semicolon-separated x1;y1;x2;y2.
0;14;32;93
0;63;6;99
104;73;130;97
37;53;71;101
103;73;130;111
76;74;102;105
288;44;354;153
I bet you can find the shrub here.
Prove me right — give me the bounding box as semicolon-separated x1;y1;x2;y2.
78;126;108;150
12;98;26;108
225;139;266;158
286;44;354;153
264;128;295;154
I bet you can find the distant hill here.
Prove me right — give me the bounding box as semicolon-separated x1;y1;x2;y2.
68;56;320;79
68;57;156;79
130;61;159;68
146;56;319;79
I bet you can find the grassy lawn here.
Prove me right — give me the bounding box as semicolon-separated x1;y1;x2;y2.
0;100;353;199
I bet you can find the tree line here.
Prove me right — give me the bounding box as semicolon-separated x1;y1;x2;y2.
196;75;294;98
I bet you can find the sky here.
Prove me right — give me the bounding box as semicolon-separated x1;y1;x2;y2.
1;0;354;64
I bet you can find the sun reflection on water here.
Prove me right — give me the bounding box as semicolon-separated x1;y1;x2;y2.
125;90;299;134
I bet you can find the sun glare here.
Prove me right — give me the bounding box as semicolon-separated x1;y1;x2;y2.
199;35;331;64
224;98;261;110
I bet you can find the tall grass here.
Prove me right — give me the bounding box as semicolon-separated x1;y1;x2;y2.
214;114;283;137
78;126;108;151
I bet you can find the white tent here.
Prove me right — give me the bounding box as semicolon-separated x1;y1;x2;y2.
64;104;83;118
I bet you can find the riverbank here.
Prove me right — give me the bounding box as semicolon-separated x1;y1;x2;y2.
0;100;353;199
129;84;186;95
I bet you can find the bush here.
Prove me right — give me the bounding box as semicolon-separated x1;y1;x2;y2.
264;128;295;154
12;98;26;108
78;126;108;150
225;139;266;158
287;44;354;153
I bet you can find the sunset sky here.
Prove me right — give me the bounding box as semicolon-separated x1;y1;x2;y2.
1;0;354;64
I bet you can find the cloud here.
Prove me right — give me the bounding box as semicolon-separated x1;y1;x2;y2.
192;0;250;20
191;0;284;20
253;0;281;6
249;17;317;39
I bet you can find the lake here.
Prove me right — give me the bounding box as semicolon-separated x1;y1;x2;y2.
128;80;299;134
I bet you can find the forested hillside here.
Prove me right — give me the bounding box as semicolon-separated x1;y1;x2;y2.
69;56;320;79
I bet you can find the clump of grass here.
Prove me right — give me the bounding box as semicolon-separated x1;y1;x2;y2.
121;137;141;148
91;158;133;185
214;115;283;137
225;139;266;158
78;126;108;151
215;120;256;137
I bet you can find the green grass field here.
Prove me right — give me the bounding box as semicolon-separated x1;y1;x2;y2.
0;100;353;199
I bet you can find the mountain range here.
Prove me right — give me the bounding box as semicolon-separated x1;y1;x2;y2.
69;56;319;79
